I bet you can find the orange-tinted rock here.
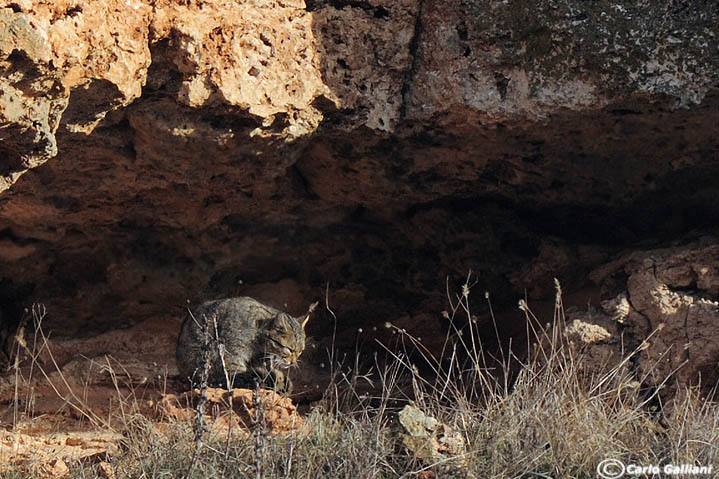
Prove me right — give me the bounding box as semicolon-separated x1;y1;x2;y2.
159;387;303;435
0;427;120;476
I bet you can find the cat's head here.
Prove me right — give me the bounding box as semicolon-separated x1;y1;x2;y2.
265;312;309;368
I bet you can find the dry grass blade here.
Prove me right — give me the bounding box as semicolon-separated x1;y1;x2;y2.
1;282;717;478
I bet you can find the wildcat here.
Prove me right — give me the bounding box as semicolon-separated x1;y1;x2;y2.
176;297;316;393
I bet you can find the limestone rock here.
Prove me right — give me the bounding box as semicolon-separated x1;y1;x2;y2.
405;1;719;124
569;238;719;395
0;0;152;191
397;404;465;467
151;0;333;135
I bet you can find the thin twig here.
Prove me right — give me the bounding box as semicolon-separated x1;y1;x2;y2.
184;309;212;479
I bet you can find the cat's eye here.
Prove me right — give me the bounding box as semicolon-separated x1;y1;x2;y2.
269;338;294;354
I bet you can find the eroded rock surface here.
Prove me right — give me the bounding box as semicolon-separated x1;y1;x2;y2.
0;0;717;400
566;238;719;395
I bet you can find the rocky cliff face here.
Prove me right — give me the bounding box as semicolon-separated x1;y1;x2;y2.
1;0;718;397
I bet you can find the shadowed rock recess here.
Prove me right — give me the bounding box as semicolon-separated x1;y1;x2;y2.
1;0;718;399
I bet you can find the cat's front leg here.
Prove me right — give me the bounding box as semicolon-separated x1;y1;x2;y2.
249;363;273;388
272;369;292;394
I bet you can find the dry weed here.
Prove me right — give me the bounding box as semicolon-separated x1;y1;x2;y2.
1;279;717;478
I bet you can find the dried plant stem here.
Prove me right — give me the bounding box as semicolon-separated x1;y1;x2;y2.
184;311;212;479
253;383;266;479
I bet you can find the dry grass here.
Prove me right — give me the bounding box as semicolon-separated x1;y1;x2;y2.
3;280;719;478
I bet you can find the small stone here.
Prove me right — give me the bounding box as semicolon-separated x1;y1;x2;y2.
43;459;69;478
98;461;116;479
397;404;465;468
65;437;84;447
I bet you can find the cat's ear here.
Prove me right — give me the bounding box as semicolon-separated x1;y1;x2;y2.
301;301;318;329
